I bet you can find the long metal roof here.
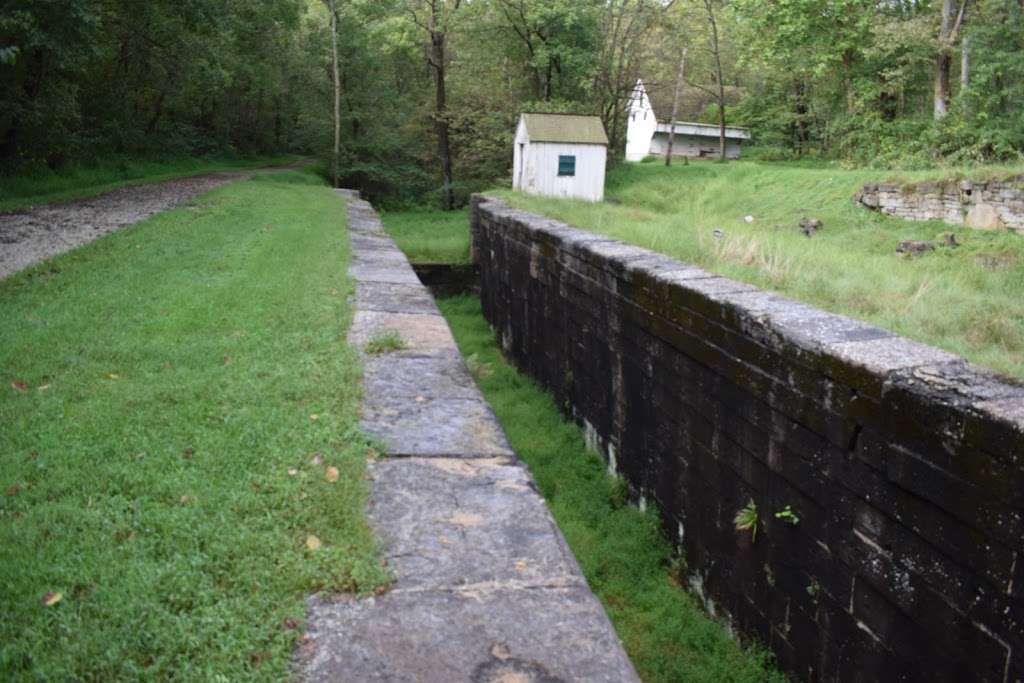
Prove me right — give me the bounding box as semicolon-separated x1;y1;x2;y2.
521;113;609;145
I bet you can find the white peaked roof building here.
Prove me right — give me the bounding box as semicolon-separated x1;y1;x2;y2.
625;79;750;162
513;113;608;202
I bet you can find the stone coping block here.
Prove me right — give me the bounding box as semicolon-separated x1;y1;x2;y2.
367;457;585;589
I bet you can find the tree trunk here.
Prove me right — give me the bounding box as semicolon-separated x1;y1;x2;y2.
429;11;454;210
935;0;968;119
960;33;970;90
665;48;687;166
842;51;856;114
704;0;727;161
326;0;341;187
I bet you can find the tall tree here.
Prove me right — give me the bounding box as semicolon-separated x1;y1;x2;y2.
408;0;462;210
934;0;969;118
323;0;341;187
702;0;727;160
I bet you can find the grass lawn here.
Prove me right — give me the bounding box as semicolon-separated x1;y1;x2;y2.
438;295;785;683
0;154;303;213
496;159;1024;379
380;208;470;264
0;169;386;680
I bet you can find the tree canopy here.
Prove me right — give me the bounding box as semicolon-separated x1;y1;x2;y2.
2;0;1021;205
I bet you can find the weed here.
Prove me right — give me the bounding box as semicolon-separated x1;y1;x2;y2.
364;329;407;354
465;352;492;379
734;500;760;542
774;505;800;526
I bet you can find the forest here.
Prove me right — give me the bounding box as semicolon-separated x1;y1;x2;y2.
2;0;1022;207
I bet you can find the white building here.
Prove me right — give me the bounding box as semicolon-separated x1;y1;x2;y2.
625;80;750;162
513;113;608;202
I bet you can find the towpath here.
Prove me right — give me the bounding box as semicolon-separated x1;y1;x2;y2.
0;161;307;280
298;190;639;682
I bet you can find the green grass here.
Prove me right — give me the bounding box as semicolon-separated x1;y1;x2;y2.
0;154;303;213
495;159;1024;379
380;208;471;264
363;329;408;354
438;294;785;683
0;168;387;680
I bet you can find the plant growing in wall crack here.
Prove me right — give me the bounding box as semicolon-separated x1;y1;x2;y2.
734;499;759;542
364;329;407;354
775;505;800;526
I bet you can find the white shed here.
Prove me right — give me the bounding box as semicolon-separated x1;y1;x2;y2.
513;113;608;202
625;80;750;161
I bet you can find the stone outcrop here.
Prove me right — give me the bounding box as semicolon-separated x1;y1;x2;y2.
856;177;1024;231
472;194;1024;683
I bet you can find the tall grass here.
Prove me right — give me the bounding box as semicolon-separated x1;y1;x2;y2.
497;160;1024;379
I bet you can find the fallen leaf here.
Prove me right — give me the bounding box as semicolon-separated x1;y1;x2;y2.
37;384;51;391
180;495;192;504
287;468;298;477
223;356;232;366
281;617;299;631
182;447;194;459
515;560;529;571
107;373;119;380
325;466;339;483
5;484;19;496
374;585;388;596
305;535;322;551
41;592;62;607
11;380;28;392
309;414;319;421
414;395;427;403
310;453;324;466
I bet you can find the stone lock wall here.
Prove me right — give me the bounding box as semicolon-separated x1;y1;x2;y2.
471;195;1024;683
856;178;1024;231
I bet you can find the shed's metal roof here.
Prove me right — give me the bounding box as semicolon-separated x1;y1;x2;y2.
521;113;609;145
654;121;751;140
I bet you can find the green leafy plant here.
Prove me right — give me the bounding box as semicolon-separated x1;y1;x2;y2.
775;505;800;526
465;352;492;380
806;579;821;600
364;329;406;354
734;499;759;542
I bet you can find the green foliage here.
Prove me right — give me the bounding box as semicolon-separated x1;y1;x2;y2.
436;294;785;683
734;500;759;542
0;171;387;680
774;505;800;526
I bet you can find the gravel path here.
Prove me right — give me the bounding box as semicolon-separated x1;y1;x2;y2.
0;163;302;280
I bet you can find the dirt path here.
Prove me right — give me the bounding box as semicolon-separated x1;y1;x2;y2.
0;161;307;280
